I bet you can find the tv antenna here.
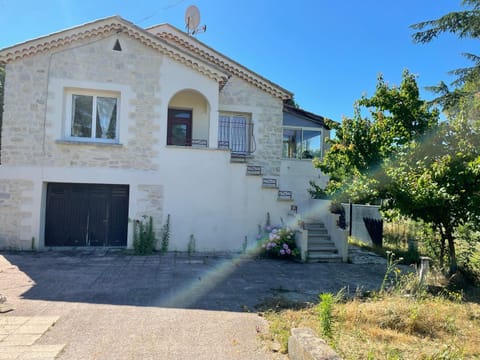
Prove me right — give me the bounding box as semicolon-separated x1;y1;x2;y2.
185;5;206;36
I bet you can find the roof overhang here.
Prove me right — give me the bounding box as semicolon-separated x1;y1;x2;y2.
283;103;331;129
0;16;230;84
147;23;293;100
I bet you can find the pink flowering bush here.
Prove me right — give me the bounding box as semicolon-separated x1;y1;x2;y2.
259;226;299;260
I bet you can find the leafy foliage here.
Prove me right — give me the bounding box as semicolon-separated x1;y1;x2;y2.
383;117;480;273
313;70;439;203
318;293;335;338
133;215;156;255
411;0;480;88
315;69;479;274
160;214;170;253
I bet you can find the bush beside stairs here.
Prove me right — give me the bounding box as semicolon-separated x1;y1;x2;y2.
303;221;342;263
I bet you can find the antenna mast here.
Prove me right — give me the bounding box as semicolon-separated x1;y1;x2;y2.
185;5;207;36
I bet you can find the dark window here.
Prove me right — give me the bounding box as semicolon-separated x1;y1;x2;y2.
282;127;322;159
167;109;192;146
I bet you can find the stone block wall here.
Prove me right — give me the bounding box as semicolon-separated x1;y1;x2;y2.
2;34;163;171
135;184;164;246
2;57;49;166
0;180;35;250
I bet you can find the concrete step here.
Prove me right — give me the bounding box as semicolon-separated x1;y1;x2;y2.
277;190;294;201
307;253;342;263
246;165;262;176
307;230;329;237
303;223;326;229
308;238;334;246
308;244;337;252
304;227;327;233
308;234;331;242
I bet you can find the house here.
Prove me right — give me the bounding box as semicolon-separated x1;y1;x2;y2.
0;16;330;252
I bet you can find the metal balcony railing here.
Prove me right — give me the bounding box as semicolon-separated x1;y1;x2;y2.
217;117;256;155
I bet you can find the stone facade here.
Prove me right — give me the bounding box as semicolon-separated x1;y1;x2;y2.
136;184;164;237
3;34;163;171
0;180;35;250
0;17;321;251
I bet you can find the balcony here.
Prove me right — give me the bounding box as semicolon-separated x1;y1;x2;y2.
218;115;255;156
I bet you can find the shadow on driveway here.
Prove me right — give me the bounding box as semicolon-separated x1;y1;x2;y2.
1;250;388;312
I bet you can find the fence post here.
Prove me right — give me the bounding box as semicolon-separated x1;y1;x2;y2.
419;256;431;285
349;200;353;237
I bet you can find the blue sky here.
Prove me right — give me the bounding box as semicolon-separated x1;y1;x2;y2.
0;0;476;121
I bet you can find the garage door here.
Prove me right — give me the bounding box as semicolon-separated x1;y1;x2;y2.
45;183;129;247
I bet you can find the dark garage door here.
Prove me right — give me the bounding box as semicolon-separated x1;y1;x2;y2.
45;183;129;247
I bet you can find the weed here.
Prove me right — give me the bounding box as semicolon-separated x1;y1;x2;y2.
160;214;170;253
318;293;334;338
133;215;156;255
380;251;403;292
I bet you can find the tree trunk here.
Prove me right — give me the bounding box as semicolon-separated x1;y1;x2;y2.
445;226;457;275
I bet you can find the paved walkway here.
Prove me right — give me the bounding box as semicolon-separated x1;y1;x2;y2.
0;316;64;359
0;250;390;359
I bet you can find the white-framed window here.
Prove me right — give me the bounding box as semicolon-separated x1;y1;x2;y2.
282;127;322;160
65;89;120;142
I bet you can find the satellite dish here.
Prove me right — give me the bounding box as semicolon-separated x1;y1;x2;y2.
185;5;200;32
185;5;206;36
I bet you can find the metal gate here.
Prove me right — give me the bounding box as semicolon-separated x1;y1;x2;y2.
45;183;129;247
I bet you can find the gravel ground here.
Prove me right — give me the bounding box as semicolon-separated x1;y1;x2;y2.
0;250;389;359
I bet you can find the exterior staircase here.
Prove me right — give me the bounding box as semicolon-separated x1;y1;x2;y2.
245;165;294;202
303;221;342;263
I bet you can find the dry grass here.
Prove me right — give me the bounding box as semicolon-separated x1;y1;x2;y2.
262;294;480;359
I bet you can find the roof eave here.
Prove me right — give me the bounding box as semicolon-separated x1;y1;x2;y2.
0;16;230;83
147;23;293;100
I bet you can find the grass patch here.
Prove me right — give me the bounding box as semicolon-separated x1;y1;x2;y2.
262;291;480;358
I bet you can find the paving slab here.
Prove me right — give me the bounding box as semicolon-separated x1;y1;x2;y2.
0;250;391;359
0;315;64;360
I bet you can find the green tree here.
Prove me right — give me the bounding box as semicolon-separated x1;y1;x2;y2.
313;70;439;203
384;117;480;274
411;0;480;87
412;0;480;112
313;71;480;274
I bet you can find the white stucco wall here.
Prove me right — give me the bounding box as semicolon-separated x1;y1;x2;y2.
343;204;382;245
280;160;329;212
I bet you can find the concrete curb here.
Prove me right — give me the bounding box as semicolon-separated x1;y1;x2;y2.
288;328;342;360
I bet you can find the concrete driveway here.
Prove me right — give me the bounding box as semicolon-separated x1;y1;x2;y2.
0;250;388;359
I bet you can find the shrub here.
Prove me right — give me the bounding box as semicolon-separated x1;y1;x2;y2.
160;214;171;253
260;226;299;260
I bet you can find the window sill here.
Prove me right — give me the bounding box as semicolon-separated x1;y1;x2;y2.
56;139;123;147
